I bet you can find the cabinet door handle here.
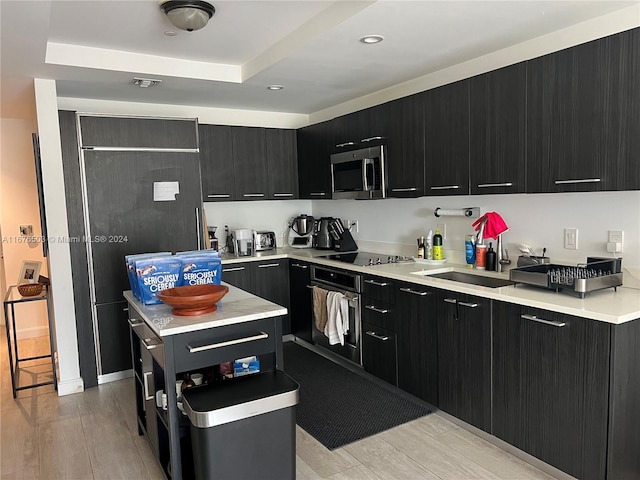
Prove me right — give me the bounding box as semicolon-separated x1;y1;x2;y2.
521;314;566;327
187;332;269;353
364;279;389;286
306;285;314;289
443;298;457;304
554;178;601;185
143;371;154;401
458;301;479;308
365;305;388;314
223;267;245;272
336;142;356;148
242;193;265;198
123;307;129;312
365;331;389;341
273;193;293;197
207;194;231;198
142;337;161;350
258;263;279;268
292;263;308;269
400;287;428;296
309;192;327;196
477;182;513;188
128;319;144;328
430;185;460;190
391;187;417;192
361;136;384;142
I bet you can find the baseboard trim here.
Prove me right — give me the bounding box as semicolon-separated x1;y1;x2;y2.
57;377;85;396
98;369;133;384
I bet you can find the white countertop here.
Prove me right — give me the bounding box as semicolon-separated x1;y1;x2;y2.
123;284;288;337
220;247;640;324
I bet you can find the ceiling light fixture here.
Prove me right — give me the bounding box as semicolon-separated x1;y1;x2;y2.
267;85;284;91
360;35;384;44
160;0;215;32
133;77;162;88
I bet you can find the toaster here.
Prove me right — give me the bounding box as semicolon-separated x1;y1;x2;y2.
253;231;277;251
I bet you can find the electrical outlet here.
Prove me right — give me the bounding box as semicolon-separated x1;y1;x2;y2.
608;230;623;243
607;230;623;253
437;223;446;239
564;228;578;250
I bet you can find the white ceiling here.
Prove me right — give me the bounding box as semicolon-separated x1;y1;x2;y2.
1;0;638;120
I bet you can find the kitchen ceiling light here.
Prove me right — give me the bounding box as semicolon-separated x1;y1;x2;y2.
160;1;215;32
133;77;162;88
267;85;284;90
360;35;384;44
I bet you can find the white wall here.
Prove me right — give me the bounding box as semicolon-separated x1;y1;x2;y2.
0;117;48;336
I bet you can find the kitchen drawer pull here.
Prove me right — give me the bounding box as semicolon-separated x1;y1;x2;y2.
336;142;356;148
306;285;314;289
365;331;389;341
258;263;280;268
143;371;154;401
400;287;428;296
430;185;460;190
521;314;566;327
364;279;389;287
222;267;245;272
123;307;129;312
458;301;479;308
207;194;231;198
273;193;294;197
361;136;384;142
309;192;327;196
142;337;162;350
391;187;417;192
443;298;457;304
128;319;144;328
292;263;308;269
365;305;389;314
187;332;269;353
554;178;601;185
242;193;265;197
477;182;513;188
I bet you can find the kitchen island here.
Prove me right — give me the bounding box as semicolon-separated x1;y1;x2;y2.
124;285;287;480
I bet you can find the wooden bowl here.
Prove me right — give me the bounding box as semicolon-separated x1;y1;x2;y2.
17;283;44;297
157;284;229;316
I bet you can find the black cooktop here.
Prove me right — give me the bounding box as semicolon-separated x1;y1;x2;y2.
318;251;413;267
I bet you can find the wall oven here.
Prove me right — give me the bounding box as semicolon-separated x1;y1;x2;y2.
310;265;362;366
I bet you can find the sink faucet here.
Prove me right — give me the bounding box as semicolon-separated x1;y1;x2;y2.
497;234;511;273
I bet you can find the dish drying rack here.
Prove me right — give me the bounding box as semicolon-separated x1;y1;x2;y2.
509;257;623;298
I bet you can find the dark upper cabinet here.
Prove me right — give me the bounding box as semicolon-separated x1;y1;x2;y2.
332;104;389;152
289;261;312;342
199;124;235;202
297;120;333;199
386;94;426;197
395;282;438;405
79;116;198;149
436;291;491;433
423;80;470;196
232;126;268;200
492;302;610;480
470;63;527;195
265;128;298;199
527;28;640;193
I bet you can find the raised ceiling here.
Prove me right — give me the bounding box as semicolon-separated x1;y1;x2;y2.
1;0;638;119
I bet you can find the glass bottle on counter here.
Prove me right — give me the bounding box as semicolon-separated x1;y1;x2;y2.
433;228;443;260
417;236;425;259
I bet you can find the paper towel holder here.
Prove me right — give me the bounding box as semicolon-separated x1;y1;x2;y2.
434;207;480;218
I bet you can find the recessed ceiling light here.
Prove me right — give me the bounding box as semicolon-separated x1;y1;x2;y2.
360;35;384;44
164;31;177;36
132;78;162;88
267;85;284;91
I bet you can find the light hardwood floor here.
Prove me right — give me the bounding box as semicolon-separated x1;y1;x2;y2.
1;335;560;480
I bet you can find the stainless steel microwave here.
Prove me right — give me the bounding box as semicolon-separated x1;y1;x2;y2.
330;145;387;200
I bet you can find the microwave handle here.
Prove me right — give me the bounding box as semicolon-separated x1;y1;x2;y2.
363;158;374;191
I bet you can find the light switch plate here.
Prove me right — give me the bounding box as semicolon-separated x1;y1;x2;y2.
564;228;578;250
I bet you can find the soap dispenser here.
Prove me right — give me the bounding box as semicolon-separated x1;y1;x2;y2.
486;242;496;271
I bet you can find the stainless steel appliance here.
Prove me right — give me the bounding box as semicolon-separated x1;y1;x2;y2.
253;230;276;251
318;251;413;266
232;229;253;256
310;265;362;366
330;145;387;200
288;214;314;248
313;217;335;250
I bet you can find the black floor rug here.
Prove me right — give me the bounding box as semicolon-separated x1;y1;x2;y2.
283;341;432;450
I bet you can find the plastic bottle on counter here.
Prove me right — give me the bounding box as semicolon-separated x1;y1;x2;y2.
465;235;476;268
417;236;425;259
486;242;496;271
475;244;487;270
426;230;433;260
433;229;443;260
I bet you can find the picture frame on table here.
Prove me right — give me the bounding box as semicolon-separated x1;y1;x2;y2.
18;260;42;285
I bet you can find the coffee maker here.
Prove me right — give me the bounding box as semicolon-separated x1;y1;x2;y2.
287;214;314;248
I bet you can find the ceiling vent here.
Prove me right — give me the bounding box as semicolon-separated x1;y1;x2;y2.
160;1;215;32
132;78;162;88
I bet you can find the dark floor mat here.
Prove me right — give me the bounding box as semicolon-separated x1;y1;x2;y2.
283;341;432;450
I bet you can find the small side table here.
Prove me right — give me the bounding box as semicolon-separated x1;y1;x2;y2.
3;285;58;398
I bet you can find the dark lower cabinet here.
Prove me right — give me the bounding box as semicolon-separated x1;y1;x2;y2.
289;261;312;342
492;302;610;480
96;301;132;375
395;282;438;406
362;323;397;386
436;291;491;432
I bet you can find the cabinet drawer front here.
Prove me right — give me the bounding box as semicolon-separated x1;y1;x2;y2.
363;276;396;304
172;318;277;373
362;301;395;332
362;322;397;386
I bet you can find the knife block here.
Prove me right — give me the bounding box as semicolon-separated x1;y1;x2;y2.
334;230;358;252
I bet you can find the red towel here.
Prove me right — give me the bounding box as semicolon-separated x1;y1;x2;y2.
472;212;509;240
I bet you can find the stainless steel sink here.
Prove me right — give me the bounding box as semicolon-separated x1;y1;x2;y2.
426;271;515;288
